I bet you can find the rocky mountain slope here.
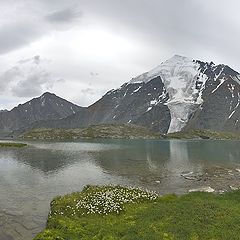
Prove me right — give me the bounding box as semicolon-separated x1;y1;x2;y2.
0;92;83;132
77;55;239;133
1;55;240;134
86;55;240;133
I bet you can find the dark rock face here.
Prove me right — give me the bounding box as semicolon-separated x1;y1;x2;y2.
1;55;240;134
84;56;240;134
86;77;171;133
0;92;83;131
185;63;240;132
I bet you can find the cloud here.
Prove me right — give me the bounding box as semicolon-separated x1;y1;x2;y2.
11;72;52;97
80;88;95;95
0;0;239;109
45;8;82;24
90;72;99;77
0;2;82;55
17;55;41;65
0;22;45;55
0;56;58;97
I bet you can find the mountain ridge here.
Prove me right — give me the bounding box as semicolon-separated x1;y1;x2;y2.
0;91;84;132
1;55;240;134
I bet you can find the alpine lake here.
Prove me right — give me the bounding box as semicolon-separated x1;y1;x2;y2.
1;139;240;240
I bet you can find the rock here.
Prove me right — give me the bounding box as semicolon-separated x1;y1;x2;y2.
181;171;194;176
181;171;202;181
189;186;215;193
229;186;239;191
218;190;225;194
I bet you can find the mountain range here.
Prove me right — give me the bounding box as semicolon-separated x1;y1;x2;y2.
1;55;240;135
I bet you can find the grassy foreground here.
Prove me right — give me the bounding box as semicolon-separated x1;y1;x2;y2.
0;142;27;148
34;185;240;240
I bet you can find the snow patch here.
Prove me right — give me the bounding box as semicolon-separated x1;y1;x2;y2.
150;100;158;105
71;106;75;114
41;98;45;107
228;92;240;119
212;79;225;93
147;107;152;112
133;86;142;93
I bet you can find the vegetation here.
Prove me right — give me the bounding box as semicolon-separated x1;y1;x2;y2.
21;126;240;141
0;142;27;148
166;129;240;140
35;185;240;240
21;124;161;140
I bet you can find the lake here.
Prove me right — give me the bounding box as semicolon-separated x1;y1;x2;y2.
1;139;240;240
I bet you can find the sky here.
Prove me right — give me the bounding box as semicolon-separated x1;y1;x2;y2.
0;0;239;110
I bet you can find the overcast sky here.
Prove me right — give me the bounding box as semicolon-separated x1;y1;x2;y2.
0;0;239;109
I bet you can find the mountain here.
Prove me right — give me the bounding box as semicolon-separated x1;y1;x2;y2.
0;92;83;132
2;55;240;135
83;55;240;133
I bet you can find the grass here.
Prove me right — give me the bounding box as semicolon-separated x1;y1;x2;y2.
34;185;240;240
0;142;27;148
22;126;240;141
166;129;240;140
21;124;161;140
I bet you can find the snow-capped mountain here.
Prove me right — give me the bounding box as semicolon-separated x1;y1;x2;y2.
0;92;83;131
129;55;209;132
80;55;240;133
1;55;240;134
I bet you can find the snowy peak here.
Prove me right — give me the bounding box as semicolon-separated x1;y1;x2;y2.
130;55;196;84
126;55;240;133
128;55;208;132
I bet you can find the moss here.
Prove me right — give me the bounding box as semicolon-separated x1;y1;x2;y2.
0;142;27;148
166;129;240;140
21;124;161;140
34;185;240;240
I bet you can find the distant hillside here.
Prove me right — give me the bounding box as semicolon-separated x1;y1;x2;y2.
0;92;83;132
20;124;161;140
166;129;240;140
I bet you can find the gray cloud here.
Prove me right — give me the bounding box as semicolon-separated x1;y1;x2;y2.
90;72;99;77
45;8;82;23
11;72;52;97
0;0;239;109
18;55;41;65
0;66;22;92
0;2;82;55
0;56;57;98
0;22;45;55
82;0;240;69
80;88;95;95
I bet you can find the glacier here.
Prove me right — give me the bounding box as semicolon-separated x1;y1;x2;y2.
131;55;209;133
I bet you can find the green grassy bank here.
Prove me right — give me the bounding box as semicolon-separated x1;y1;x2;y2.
21;124;161;140
34;185;240;240
166;129;240;140
21;125;240;141
0;142;27;148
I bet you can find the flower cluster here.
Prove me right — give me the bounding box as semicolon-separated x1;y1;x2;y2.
50;185;158;217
